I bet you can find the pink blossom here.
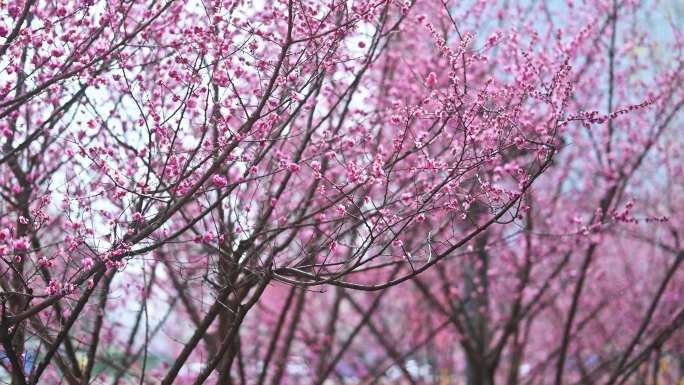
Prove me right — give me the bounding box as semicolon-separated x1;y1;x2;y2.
47;279;60;296
486;32;500;46
425;72;438;87
12;238;28;250
38;256;53;268
287;162;300;172
211;174;228;187
203;232;215;243
0;228;10;242
0;1;678;382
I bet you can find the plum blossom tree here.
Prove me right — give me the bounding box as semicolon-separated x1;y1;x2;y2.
0;0;682;384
